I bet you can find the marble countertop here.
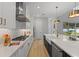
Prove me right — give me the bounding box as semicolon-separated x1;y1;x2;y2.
44;34;79;57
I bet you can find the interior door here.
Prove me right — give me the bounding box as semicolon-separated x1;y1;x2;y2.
35;19;43;39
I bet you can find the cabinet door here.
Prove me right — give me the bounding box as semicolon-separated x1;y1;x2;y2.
52;42;62;57
27;36;32;49
18;45;25;57
0;3;2;16
2;2;16;28
10;50;18;57
23;42;28;56
18;41;29;57
11;37;33;57
24;37;33;56
11;53;16;57
0;3;3;27
23;39;31;56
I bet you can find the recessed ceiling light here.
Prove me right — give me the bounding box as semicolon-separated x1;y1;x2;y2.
37;6;40;8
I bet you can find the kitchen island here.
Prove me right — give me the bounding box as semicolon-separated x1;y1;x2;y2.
0;35;33;57
44;34;79;57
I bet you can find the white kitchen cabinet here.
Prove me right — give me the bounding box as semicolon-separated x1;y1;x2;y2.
23;36;33;57
10;53;16;57
18;45;25;57
11;36;33;57
0;3;3;27
18;40;29;57
10;50;19;57
21;36;33;57
25;38;32;56
11;47;24;57
23;41;29;56
0;3;2;17
27;36;33;52
11;44;26;57
0;2;16;29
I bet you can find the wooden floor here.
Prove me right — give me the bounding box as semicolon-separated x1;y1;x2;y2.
27;39;49;57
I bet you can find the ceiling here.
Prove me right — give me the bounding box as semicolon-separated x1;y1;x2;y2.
26;2;79;19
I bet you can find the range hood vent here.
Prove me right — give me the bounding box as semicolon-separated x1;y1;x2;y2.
16;14;30;22
16;2;30;22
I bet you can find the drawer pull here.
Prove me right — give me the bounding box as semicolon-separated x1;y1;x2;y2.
4;18;6;25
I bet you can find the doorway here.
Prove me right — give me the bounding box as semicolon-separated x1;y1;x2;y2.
34;19;43;39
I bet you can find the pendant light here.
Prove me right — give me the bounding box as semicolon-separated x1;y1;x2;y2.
54;6;60;38
69;2;79;18
54;6;60;23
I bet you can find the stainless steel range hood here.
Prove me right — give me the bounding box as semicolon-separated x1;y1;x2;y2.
16;14;29;22
16;2;30;22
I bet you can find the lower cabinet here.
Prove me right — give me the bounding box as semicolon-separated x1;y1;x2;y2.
10;50;18;57
51;42;62;57
17;42;28;57
43;35;70;57
43;35;52;57
51;42;70;57
11;36;33;57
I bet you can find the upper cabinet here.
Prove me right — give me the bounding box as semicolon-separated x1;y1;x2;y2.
16;2;29;22
0;2;16;29
0;2;31;29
